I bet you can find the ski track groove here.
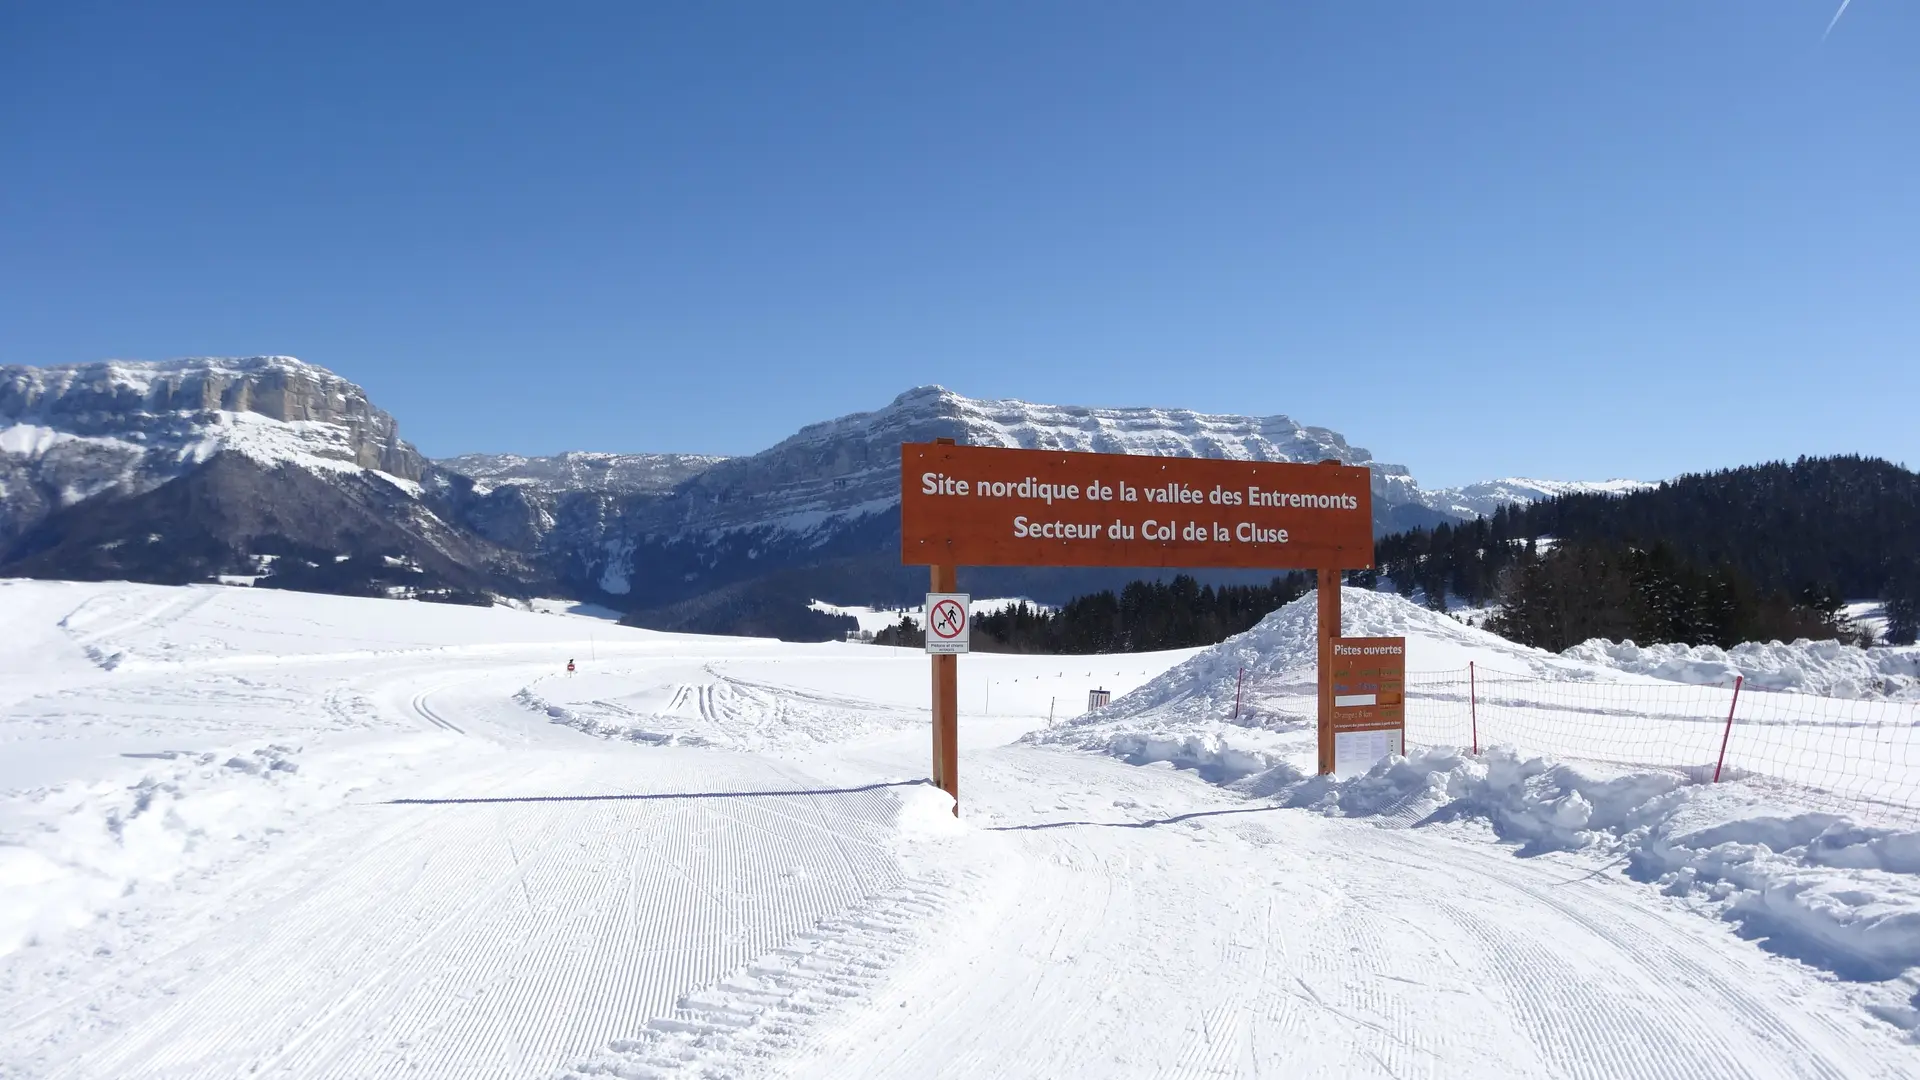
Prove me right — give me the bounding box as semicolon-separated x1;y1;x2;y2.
28;739;909;1080
1445;840;1871;1080
410;687;466;733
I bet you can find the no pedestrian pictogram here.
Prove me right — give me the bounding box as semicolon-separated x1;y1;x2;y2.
925;593;970;655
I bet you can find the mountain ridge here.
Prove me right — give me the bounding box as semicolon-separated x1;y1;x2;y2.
2;357;1645;628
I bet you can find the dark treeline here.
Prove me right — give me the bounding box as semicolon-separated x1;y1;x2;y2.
1483;541;1854;650
873;573;1312;653
1376;455;1920;648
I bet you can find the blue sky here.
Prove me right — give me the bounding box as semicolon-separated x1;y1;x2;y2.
2;2;1912;487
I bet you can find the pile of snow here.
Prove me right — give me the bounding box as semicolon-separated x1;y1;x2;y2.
1566;638;1920;701
1243;747;1920;1020
1027;587;1626;784
1070;587;1605;727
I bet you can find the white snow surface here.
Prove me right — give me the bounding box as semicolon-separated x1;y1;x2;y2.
3;578;1917;1078
1242;746;1920;1019
1566;637;1920;701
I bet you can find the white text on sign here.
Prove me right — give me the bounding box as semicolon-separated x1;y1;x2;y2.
922;472;1362;548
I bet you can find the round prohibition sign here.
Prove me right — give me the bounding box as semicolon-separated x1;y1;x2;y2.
929;598;968;641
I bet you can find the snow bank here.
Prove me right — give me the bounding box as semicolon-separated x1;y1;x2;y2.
1249;747;1920;1007
1566;638;1920;701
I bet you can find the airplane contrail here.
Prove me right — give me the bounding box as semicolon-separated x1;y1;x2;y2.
1823;0;1852;40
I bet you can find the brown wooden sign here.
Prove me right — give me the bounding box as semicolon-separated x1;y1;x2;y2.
900;443;1374;570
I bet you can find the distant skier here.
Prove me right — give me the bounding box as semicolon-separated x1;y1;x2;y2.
567;658;576;677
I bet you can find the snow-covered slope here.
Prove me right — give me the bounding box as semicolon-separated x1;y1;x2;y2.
1419;476;1655;519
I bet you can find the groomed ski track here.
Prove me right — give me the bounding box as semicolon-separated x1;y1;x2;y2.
0;584;1910;1079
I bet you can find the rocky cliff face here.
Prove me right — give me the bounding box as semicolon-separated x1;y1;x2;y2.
0;356;423;480
423;451;728;555
0;357;529;594
436;451;726;496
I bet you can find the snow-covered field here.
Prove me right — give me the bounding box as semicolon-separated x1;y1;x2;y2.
3;579;1917;1078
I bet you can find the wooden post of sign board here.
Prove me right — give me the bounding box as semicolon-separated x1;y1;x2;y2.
1315;454;1347;776
928;435;960;814
1317;567;1340;775
931;562;959;811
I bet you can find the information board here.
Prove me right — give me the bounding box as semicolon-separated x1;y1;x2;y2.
900;443;1374;570
1330;636;1406;774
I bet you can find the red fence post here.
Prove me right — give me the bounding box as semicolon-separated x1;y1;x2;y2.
1469;661;1479;755
1714;675;1744;783
1232;667;1244;720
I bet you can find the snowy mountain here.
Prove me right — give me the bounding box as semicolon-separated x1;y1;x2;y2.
4;357;1643;631
519;385;1475;622
1418;477;1655;520
0;357;422;547
0;357;527;592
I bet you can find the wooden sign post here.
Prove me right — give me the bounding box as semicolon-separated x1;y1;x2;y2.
901;441;1377;814
1317;567;1340;775
928;563;960;804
